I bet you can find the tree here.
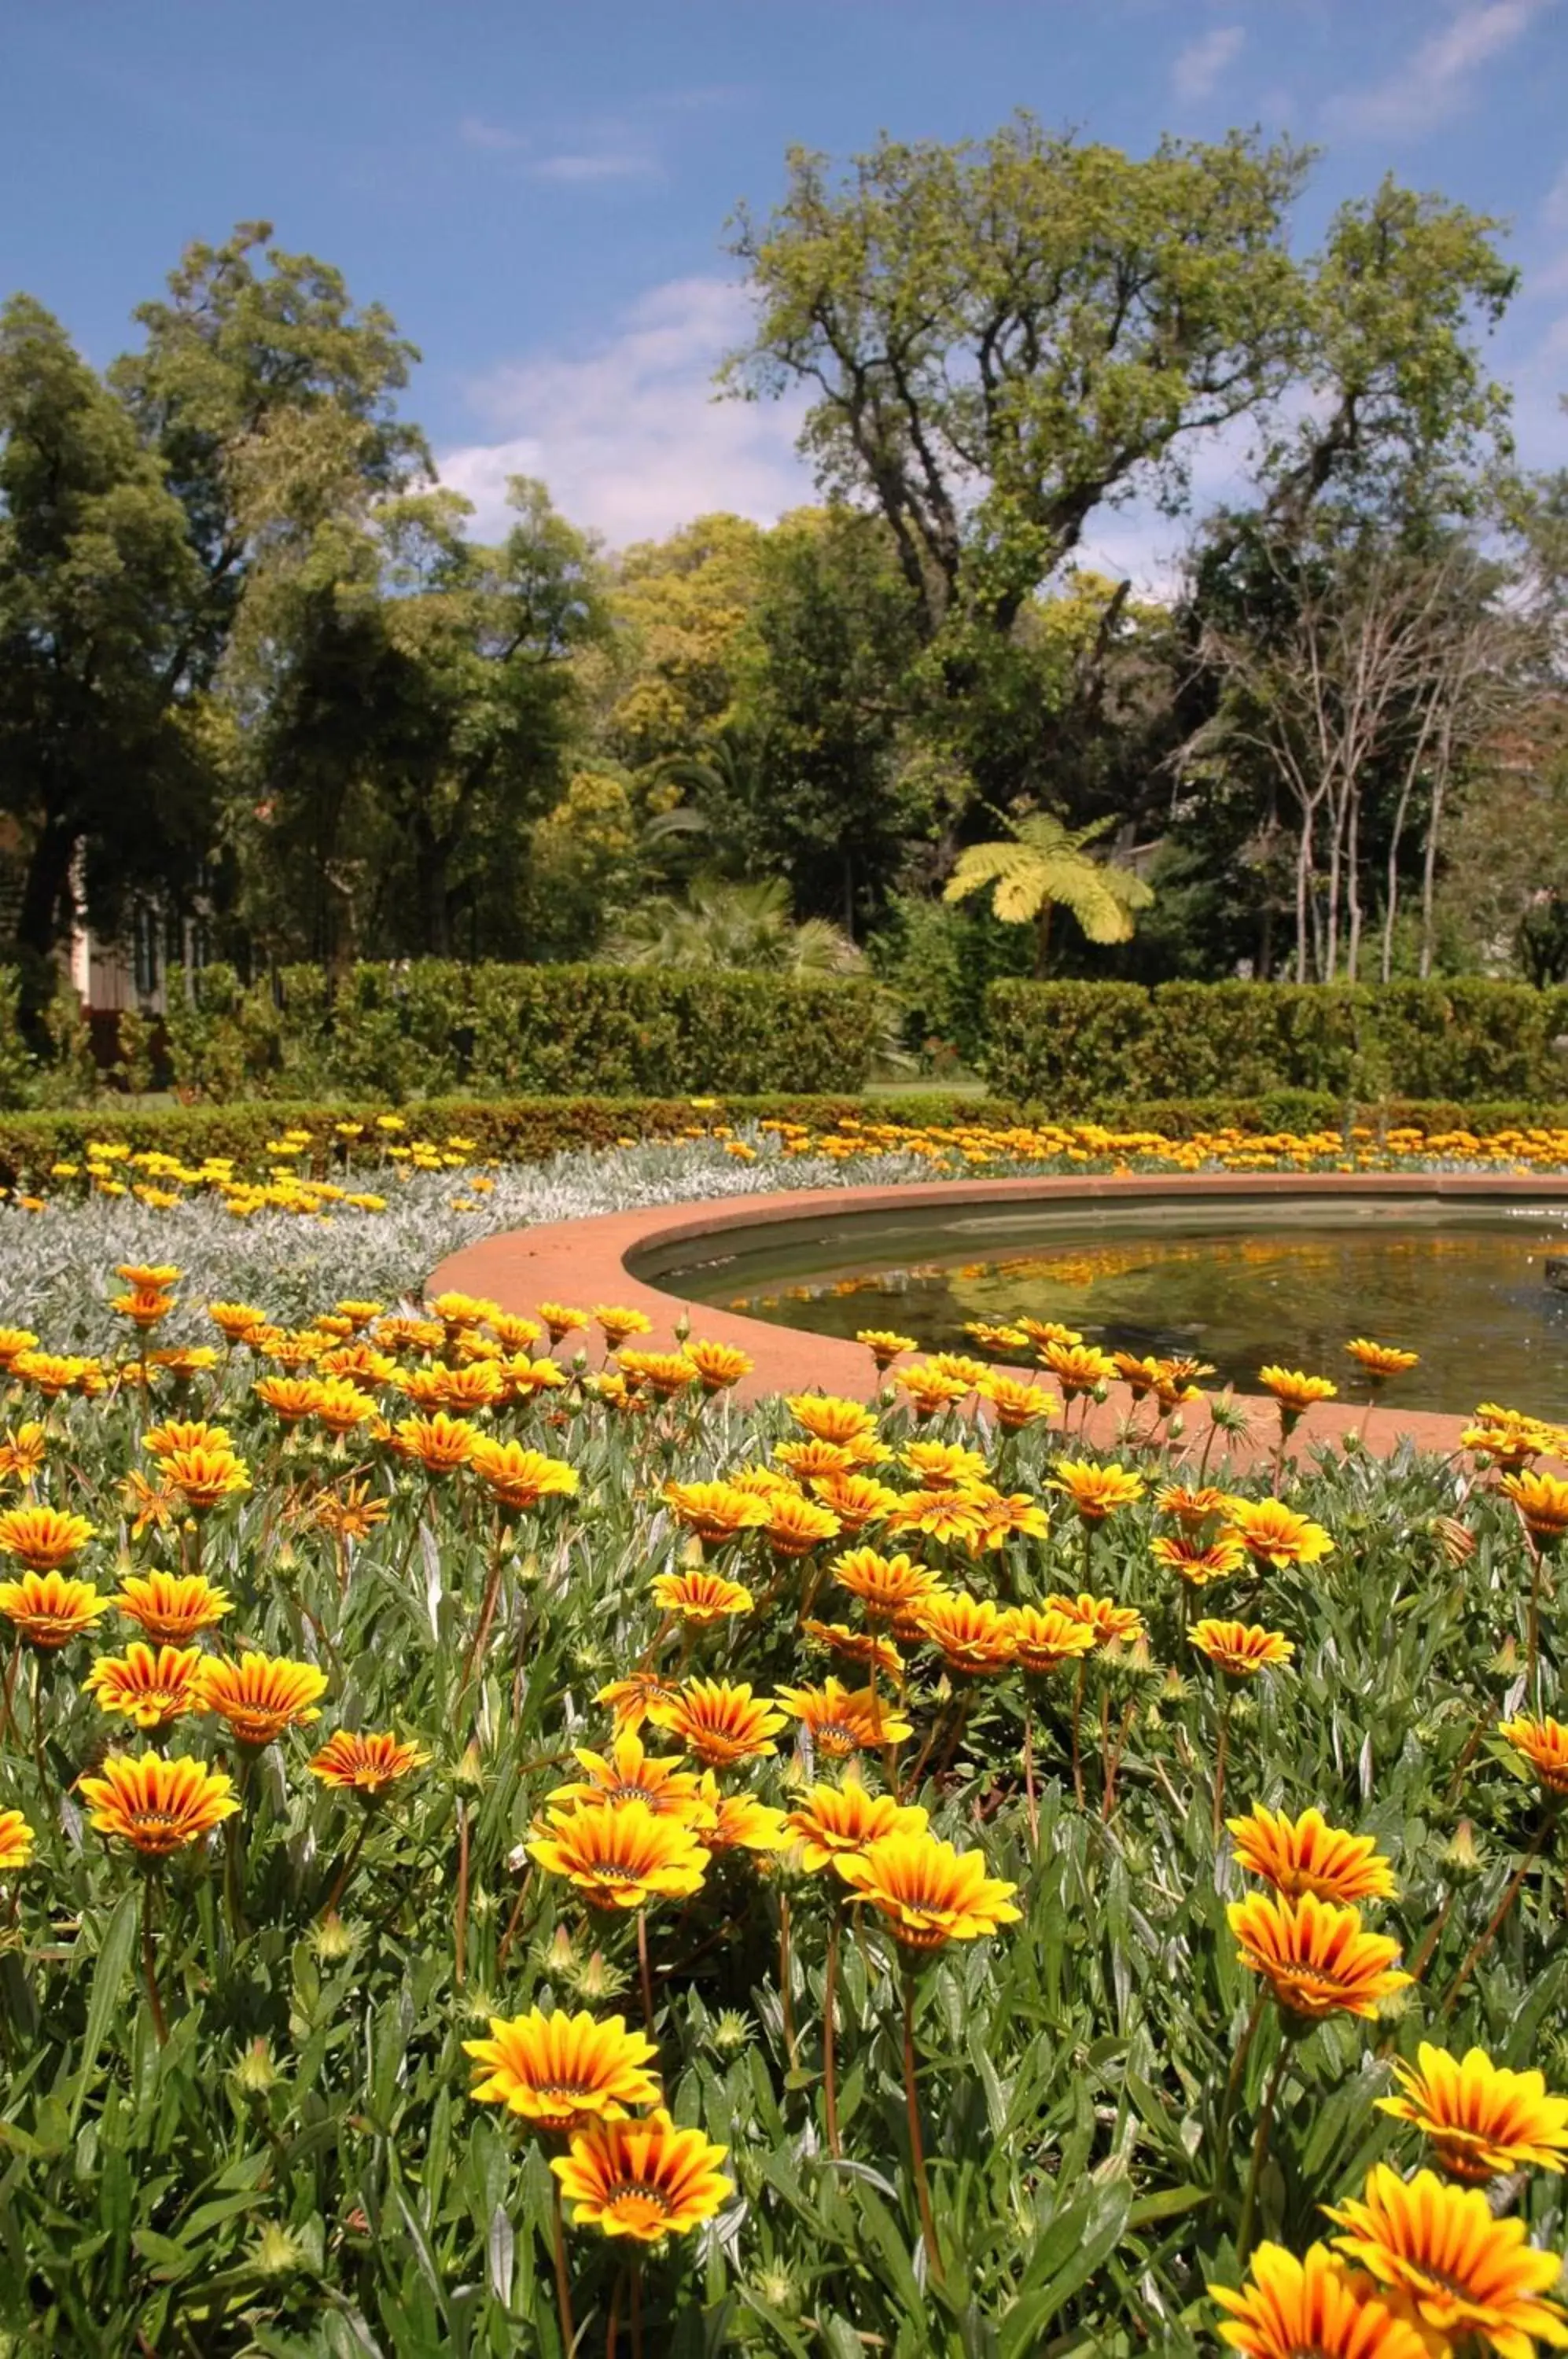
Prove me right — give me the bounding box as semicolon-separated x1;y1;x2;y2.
600;513;765;768
0;297;209;990
943;811;1154;972
606;875;862;973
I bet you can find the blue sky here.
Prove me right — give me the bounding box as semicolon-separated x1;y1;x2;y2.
3;0;1565;573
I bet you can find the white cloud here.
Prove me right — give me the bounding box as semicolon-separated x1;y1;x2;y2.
1327;0;1551;138
436;278;811;547
527;149;657;185
1172;25;1245;101
458;115;523;153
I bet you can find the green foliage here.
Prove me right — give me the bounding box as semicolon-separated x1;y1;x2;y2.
945;812;1156;959
985;979;1568;1110
0;969;35;1111
156;962;881;1102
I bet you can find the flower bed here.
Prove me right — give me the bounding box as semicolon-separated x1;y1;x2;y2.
1;1253;1566;2350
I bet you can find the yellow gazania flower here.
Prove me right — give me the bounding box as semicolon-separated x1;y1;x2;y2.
1111;1351;1162;1397
775;1679;913;1757
333;1299;385;1330
0;1808;35;1873
464;2008;661;2132
809;1471;900;1532
927;1352;992;1389
208;1301;267;1344
1498;1713;1568;1794
893;1364;971;1417
537;1301;589;1343
784;1779;928;1872
308;1730;429;1791
1191;1619;1294;1677
551;2109;732;2240
113;1569;234;1643
399;1362;507;1413
683;1340;753;1393
832;1548;947;1626
142;1419;232;1462
1326;2164;1568;2353
200;1651;329;1745
968;1490;1051;1548
0;1327;39;1371
84;1641;208;1731
835;1829;1021;1952
253;1375;329;1425
146;1345;215;1382
1227;1804;1397;1904
592;1305;653;1348
116;1262;181;1290
547;1731;706;1818
902;1440;990;1491
1039;1341;1118;1398
1258;1365;1338;1420
1225;1497;1335;1572
1048;1459;1146;1522
468;1440;580;1514
1209;2241;1430;2359
0;1568;109;1647
1500;1470;1568;1546
392;1413;477;1475
1463;1420;1546;1472
1152;1533;1247;1586
160;1444;251;1512
801;1618;904;1679
594;1671;683;1735
646;1679;787;1768
311;1379;379;1436
975;1371;1057;1432
486;1312;542;1352
528;1798;709;1912
1009;1604;1097;1674
1378;2043;1568;2183
1345;1338;1420;1382
1155;1482;1233;1530
0;1504;96;1571
912;1592;1018;1675
856;1329;918;1371
14;1350;99;1399
661;1481;771;1546
505;1356;570;1404
884;1486;993;1547
1018;1318;1082;1351
649;1568;755;1623
428;1290;500;1332
112;1288;175;1331
0;1421;49;1485
785;1393;879;1447
760;1494;842;1556
688;1772;792;1854
965;1319;1032;1356
1051;1592;1147;1651
1228;1890;1411;2021
78;1751;239;1855
775;1437;869;1480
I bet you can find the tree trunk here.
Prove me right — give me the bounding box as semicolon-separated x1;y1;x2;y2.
14;817;79;966
1033;899;1055;977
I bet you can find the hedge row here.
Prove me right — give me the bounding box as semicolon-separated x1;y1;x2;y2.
4;1091;1566;1191
983;980;1568;1109
145;962;882;1102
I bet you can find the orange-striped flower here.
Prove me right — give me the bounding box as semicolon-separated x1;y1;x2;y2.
884;1487;993;1547
1258;1365;1338;1421
976;1371;1057;1431
0;1327;39;1371
538;1301;589;1343
1048;1459;1145;1522
856;1329;917;1371
1227;1804;1397;1904
1326;2164;1567;2352
809;1471;900;1532
528;1798;709;1911
200;1651;329;1745
689;1773;792;1854
254;1375;328;1425
161;1444;251;1511
0;1568;109;1647
775;1679;912;1757
1378;2043;1568;2182
143;1419;231;1462
1226;1497;1334;1571
785;1394;878;1447
592;1306;653;1349
112;1289;175;1330
1210;2242;1430;2359
468;1440;580;1513
0;1422;48;1485
113;1569;234;1643
893;1363;971;1417
79;1751;239;1854
835;1830;1021;1951
1039;1341;1118;1397
801;1619;904;1678
646;1678;787;1767
618;1349;698;1400
760;1494;841;1556
912;1592;1018;1675
547;1731;706;1818
117;1262;181;1290
683;1341;753;1393
0;1808;35;1873
1191;1619;1294;1677
832;1548;946;1625
85;1642;208;1731
465;2008;661;2132
0;1504;95;1571
311;1379;379;1435
594;1671;683;1735
661;1481;770;1546
1051;1592;1147;1651
551;2109;731;2239
1498;1712;1568;1794
1500;1470;1568;1546
1228;1890;1411;2021
392;1413;477;1475
649;1567;754;1622
208;1301;267;1344
1156;1482;1233;1530
1345;1338;1419;1382
308;1730;428;1791
784;1778;928;1871
1152;1533;1247;1586
902;1440;990;1490
1009;1604;1097;1674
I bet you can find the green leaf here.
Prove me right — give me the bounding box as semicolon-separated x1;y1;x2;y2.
68;1890;139;2133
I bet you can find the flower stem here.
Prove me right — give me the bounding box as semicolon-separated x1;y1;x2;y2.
778;1893;797;2071
1213;1685;1235;1846
454;1798;470;1989
1022;1696;1039;1851
901;1969;944;2284
550;2179;576;2356
322;1808;372;1920
637;1907;656;2038
1069;1662;1088;1810
1438;1810;1556;2019
141;1872;168;2048
0;1635;21;1749
823;1907;841;2158
1237;2037;1290;2261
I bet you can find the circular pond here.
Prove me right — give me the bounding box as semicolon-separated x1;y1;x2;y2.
640;1197;1568;1419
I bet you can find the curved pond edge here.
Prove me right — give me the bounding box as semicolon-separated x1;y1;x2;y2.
428;1172;1568;1471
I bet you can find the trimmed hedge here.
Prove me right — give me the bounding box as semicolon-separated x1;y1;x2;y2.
983;980;1568;1110
5;1091;1567;1191
156;962;882;1102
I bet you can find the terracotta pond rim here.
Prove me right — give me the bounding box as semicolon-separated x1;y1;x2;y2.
427;1171;1568;1473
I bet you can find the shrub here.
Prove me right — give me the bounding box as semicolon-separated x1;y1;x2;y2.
984;979;1568;1110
